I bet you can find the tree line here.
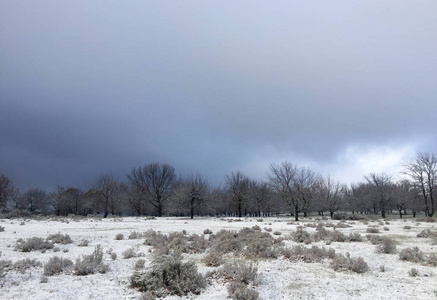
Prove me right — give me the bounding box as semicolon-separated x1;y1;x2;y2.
0;153;436;220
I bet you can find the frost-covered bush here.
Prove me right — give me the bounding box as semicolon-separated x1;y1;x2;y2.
13;258;42;273
347;232;363;242
78;239;89;247
367;234;383;245
331;253;369;273
115;233;124;240
366;227;380;234
202;250;223;267
203;229;213;234
376;237;397;254
46;233;73;244
227;282;259;300
15;237;54;252
0;226;4;232
130;251;205;297
140;291;157;300
123;247;139;259
135;259;146;270
44;256;73;276
291;227;312;244
399;247;425;263
74;245;109;275
283;245;335;263
218;259;258;285
408;268;419;277
111;252;117;260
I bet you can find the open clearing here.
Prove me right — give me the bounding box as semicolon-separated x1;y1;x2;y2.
1;215;436;300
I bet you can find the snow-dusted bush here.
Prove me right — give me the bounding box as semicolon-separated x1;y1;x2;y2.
78;239;89;247
0;226;4;232
15;237;54;252
291;227;312;244
13;258;41;273
130;251;205;297
74;245;109;275
227;281;259;300
408;268;419;277
218;259;258;285
203;229;213;234
123;247;140;259
367;234;383;245
47;233;73;244
366;227;380;234
202;250;223;267
347;232;363;242
139;291;156;300
115;233;124;240
135;259;146;270
44;256;73;276
283;245;335;263
376;237;397;254
399;247;425;263
331;253;369;273
111;252;117;260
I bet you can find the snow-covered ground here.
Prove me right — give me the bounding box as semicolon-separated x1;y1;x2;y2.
0;215;436;300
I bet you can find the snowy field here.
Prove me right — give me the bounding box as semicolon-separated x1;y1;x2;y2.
0;215;436;300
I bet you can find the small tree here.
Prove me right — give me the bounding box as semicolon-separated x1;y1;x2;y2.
0;174;19;211
22;188;49;213
365;173;393;218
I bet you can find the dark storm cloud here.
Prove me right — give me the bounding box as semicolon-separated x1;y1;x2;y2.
1;1;436;190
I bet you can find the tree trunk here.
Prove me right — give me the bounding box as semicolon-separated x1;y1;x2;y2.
294;205;299;221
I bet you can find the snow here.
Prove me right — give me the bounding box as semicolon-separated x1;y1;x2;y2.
0;216;436;299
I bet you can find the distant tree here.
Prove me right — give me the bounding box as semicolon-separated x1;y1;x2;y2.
92;174;124;217
403;152;437;217
50;186;67;216
184;173;209;219
0;174;19;211
249;180;271;217
365;173;393;218
268;161;319;221
391;180;420;218
225;171;250;218
127;163;176;217
317;176;345;219
22;188;48;213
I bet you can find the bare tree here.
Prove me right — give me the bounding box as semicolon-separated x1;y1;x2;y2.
391;179;420;218
268;161;319;221
403;152;437;217
184;173;209;219
0;174;18;211
225;171;250;218
22;188;48;213
365;173;393;218
317;175;345;219
92;174;121;218
249;180;271;217
127;162;176;217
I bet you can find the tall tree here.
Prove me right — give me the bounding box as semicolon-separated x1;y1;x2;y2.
317;175;345;219
185;173;209;219
403;152;437;217
268;161;319;221
92;174;121;218
365;173;393;218
225;171;250;218
249;180;272;217
0;174;18;211
127;163;176;217
22;188;48;213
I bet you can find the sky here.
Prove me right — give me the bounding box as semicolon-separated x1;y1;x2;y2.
1;1;436;191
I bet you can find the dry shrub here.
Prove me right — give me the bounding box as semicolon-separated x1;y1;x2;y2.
283;245;335;263
217;259;258;285
13;258;42;273
227;282;259;300
376;237;397;254
202;250;223;267
115;233;124;240
44;256;73;276
331;253;369;273
74;245;109;275
130;251;205;297
46;233;73;244
366;227;380;234
15;237;54;252
399;247;425;263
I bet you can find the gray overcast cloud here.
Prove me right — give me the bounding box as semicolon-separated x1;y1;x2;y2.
1;1;436;190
